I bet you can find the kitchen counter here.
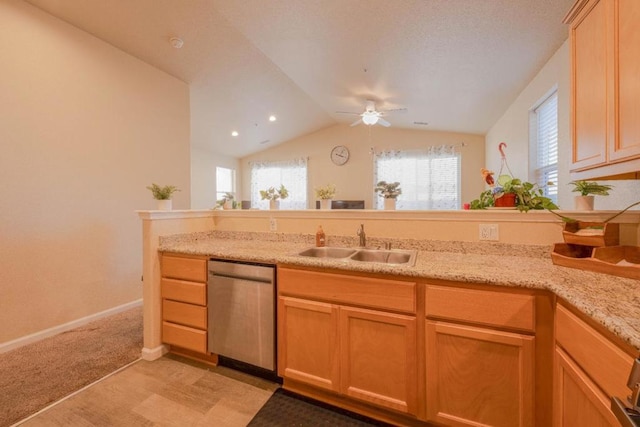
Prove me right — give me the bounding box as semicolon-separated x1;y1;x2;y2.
159;230;640;352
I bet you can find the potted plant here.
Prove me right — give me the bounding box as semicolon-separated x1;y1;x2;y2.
260;185;289;210
470;177;558;212
375;181;402;210
146;183;180;211
570;180;613;211
216;192;235;210
315;184;336;210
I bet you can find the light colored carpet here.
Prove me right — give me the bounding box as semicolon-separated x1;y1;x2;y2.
0;305;142;427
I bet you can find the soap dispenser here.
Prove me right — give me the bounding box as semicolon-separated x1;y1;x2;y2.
316;226;326;247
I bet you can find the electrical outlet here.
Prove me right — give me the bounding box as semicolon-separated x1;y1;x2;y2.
269;217;277;231
479;224;499;241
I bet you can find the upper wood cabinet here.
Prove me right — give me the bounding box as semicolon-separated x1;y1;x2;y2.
565;0;640;179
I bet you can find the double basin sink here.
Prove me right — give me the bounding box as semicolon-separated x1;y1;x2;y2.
297;246;417;266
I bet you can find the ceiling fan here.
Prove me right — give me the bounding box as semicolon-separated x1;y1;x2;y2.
336;100;407;127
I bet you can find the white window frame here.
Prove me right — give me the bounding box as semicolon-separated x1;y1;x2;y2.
215;166;236;202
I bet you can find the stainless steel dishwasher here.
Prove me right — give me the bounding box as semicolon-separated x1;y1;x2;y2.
207;259;275;372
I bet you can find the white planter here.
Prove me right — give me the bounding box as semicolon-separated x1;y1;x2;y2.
320;199;332;210
223;201;232;210
384;198;396;210
269;200;279;210
574;195;594;211
157;199;172;211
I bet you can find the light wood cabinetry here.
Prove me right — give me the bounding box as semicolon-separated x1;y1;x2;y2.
160;253;209;354
565;0;640;179
554;303;635;426
425;285;537;427
277;268;418;416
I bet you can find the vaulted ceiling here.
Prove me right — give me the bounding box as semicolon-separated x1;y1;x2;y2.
25;0;574;158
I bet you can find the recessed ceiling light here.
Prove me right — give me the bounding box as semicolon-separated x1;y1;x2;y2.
269;115;277;122
169;37;184;49
231;131;239;137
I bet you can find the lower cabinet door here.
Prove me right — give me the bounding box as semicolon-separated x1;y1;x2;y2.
426;321;535;427
278;296;340;391
554;347;619;427
340;306;418;415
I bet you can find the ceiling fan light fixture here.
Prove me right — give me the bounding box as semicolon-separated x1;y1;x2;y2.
362;112;379;125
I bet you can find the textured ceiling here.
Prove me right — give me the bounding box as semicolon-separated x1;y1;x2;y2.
24;0;574;158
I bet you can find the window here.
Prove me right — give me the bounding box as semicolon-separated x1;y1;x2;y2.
216;167;236;201
530;90;558;203
250;158;307;209
374;146;460;210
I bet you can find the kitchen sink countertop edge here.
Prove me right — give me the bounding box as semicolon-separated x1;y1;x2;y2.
159;231;640;352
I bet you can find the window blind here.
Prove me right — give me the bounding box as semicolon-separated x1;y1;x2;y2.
533;91;558;202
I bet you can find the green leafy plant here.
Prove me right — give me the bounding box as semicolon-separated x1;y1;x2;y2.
146;183;180;200
375;181;402;199
260;185;289;201
570;180;613;196
315;184;336;200
216;192;235;208
470;178;558;212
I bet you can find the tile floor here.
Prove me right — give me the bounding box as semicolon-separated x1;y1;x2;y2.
17;355;279;426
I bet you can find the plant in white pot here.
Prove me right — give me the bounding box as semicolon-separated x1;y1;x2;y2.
260;185;289;210
147;183;180;210
375;181;401;210
216;192;235;210
315;184;336;210
570;180;613;210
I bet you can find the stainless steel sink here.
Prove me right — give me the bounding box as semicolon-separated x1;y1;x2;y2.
349;249;415;265
297;247;357;259
297;246;417;266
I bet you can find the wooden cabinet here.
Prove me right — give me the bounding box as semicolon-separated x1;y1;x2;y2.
160;253;209;354
554;303;635;426
425;285;537;427
277;268;418;416
565;0;640;179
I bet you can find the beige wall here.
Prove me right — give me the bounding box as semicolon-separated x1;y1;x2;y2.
0;1;191;344
239;124;485;209
487;40;640;211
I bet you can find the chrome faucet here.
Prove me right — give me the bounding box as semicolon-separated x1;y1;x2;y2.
357;224;366;247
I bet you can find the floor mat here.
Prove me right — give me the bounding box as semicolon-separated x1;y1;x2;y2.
247;388;391;426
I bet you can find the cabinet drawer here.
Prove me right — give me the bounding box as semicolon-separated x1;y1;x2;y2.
162;321;207;354
425;285;535;332
556;304;633;399
278;268;416;314
161;278;206;305
162;255;207;282
162;300;207;329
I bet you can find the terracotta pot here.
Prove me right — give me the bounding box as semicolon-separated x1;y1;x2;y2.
494;193;516;208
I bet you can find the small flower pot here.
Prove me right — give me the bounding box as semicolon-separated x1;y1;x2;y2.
157;199;172;211
384;198;396;210
223;201;232;210
269;200;279;210
494;193;516;208
320;199;332;210
574;195;595;211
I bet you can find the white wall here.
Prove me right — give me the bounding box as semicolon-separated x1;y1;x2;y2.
240;124;485;209
487;40;640;211
0;1;191;344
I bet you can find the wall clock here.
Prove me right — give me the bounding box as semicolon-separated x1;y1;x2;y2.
330;145;350;166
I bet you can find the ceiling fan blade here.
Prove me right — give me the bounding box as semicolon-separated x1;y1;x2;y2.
350;118;363;127
335;111;361;115
377;118;391;127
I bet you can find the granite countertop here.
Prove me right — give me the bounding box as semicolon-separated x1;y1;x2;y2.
160;231;640;352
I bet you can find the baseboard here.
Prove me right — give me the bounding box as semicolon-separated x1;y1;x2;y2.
0;299;143;354
141;345;169;361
